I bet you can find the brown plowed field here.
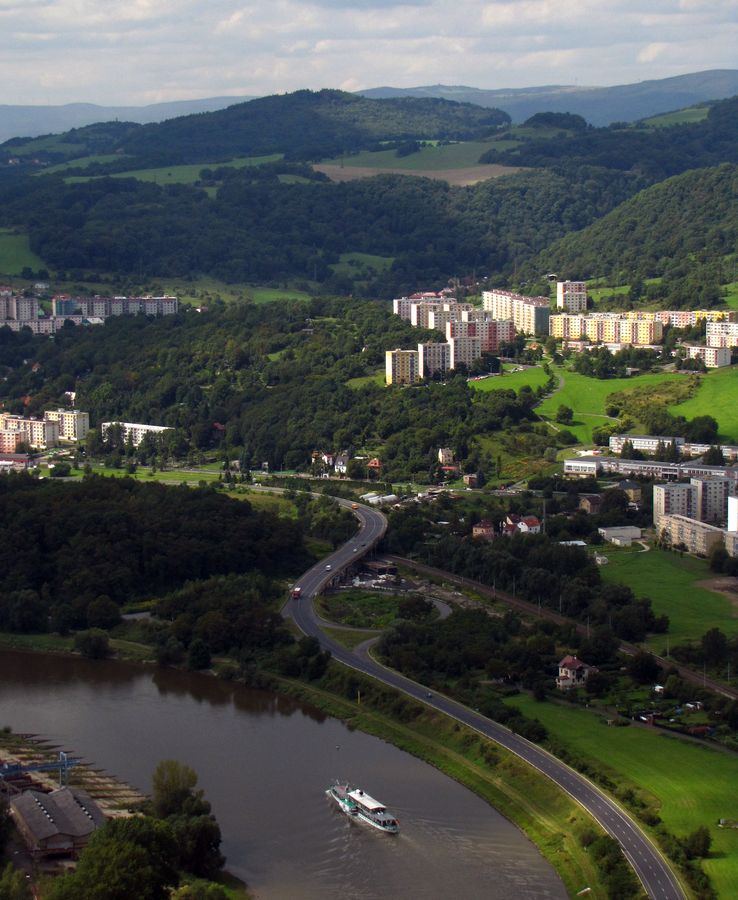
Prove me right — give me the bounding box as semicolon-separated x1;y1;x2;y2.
314;163;524;186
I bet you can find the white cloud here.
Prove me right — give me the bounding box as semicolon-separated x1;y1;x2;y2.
2;0;737;104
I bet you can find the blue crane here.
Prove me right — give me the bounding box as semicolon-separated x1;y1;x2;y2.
0;751;81;787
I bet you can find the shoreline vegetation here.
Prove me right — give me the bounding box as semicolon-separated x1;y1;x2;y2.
0;639;650;899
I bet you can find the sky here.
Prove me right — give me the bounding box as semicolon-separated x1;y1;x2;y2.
2;0;737;106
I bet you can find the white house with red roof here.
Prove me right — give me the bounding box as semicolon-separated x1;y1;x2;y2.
556;655;598;690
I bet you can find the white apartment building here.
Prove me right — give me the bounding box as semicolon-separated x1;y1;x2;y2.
482;290;550;336
385;349;420;385
556;281;588;313
410;301;445;329
427;308;457;333
686;344;732;368
609;434;685;455
448;335;482;370
100;421;173;447
706;321;738;348
418;342;451;379
392;297;414;319
43;409;90;442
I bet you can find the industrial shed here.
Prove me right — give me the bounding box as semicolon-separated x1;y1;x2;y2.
10;787;106;857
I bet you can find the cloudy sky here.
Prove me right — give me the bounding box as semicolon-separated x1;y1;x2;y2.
2;0;737;106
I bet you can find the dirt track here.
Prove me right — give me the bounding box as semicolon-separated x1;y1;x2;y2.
314;162;524;186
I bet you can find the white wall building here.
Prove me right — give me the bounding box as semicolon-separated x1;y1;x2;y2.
556;281;588;313
100;421;173;447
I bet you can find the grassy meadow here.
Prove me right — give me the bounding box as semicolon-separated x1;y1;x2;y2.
506;693;738;898
321;141;495;171
599;546;738;652
641;106;711;128
472;365;551;394
670;366;738;442
536;369;685;443
65;154;282;186
0;229;47;275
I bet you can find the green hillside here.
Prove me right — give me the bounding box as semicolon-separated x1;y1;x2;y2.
534;163;738;298
120;90;510;165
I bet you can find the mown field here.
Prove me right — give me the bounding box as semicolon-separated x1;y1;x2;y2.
641;106;711;128
599;546;738;652
506;693;738;898
472;365;551;394
0;228;47;275
320;141;497;171
670;366;738;442
346;370;384;389
40;154;125;175
536;369;685;443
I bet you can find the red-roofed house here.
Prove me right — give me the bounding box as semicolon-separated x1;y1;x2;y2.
518;515;541;534
556;655;598;691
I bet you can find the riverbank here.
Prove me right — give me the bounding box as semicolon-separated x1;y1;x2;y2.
0;638;619;897
276;669;634;898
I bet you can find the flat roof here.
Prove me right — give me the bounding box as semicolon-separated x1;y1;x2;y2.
348;790;385;811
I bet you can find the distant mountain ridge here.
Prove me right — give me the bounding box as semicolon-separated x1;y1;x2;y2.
360;69;738;126
0;96;254;144
1;69;736;145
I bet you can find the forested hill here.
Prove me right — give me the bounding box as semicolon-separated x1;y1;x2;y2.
1;90;510;168
533;163;738;305
0;165;640;291
122;90;510;163
0;474;311;631
485;95;738;181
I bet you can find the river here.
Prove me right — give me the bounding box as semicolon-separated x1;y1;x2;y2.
0;650;566;899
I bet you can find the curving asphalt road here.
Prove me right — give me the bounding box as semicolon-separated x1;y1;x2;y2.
283;500;685;900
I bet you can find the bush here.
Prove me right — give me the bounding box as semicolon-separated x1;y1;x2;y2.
74;629;110;659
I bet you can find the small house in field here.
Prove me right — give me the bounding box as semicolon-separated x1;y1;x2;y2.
556;655;598;690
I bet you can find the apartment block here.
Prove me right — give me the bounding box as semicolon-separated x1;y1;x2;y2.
427;308;457;333
43;409;90;442
446;318;513;354
551;314;662;345
686;344;732;368
692;475;731;524
609;434;685;455
653;483;696;522
653;476;730;526
385;349;420;385
0;414;59;449
448;335;482;370
409;301;444;329
706;321;738;348
418;342;451;379
100;421;173;447
556;281;588;313
482;290;550;335
655;514;725;556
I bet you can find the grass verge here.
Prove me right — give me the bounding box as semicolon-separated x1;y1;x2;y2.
507;693;737;898
279;671;634;898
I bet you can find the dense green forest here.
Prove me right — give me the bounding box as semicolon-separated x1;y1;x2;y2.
0;165;642;292
0;298;556;477
533;164;738;298
0;474;310;631
2;91;738;293
486;95;738;180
